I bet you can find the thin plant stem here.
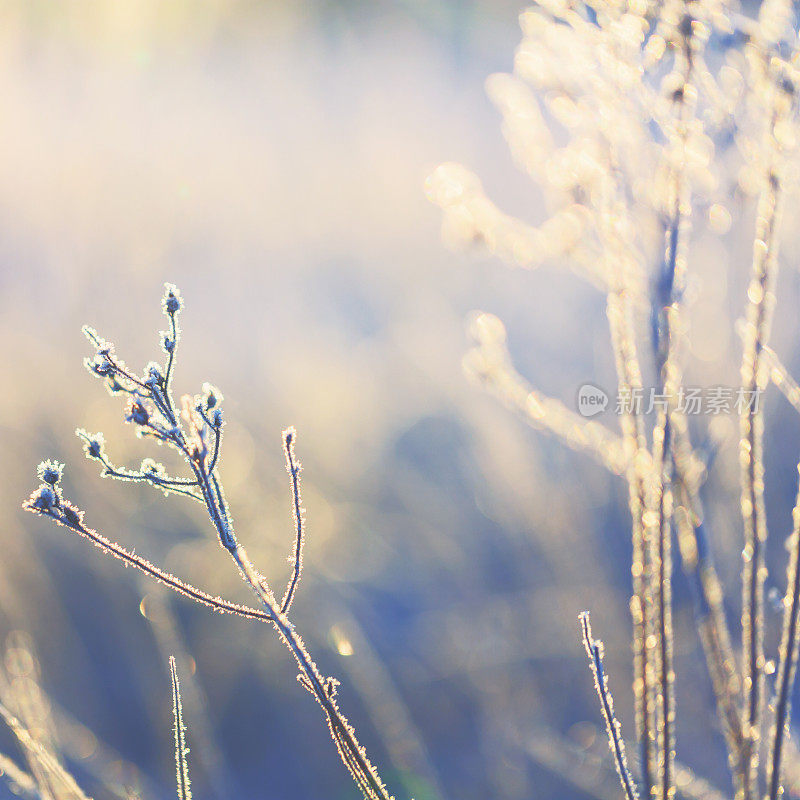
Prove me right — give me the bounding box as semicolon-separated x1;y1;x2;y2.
671;454;742;771
765;465;800;800
170;657;192;800
646;19;699;797
280;427;305;614
740;122;784;800
26;501;272;623
0;703;90;800
580;612;640;800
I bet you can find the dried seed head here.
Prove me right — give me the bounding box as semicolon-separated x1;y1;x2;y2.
28;484;57;512
145;362;163;387
162;283;183;316
161;331;176;354
201;383;223;411
141;458;166;476
37;460;64;486
86;354;115;377
76;429;106;460
60;502;82;527
127;399;150;426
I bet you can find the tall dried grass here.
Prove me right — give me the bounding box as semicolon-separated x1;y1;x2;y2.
429;1;800;799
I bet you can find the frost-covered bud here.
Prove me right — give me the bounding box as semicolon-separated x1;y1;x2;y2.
37;460;64;486
212;408;223;427
76;429;106;460
162;283;182;315
61;502;82;527
140;458;166;476
144;362;163;389
127;399;150;426
87;355;114;377
201;382;223;411
29;484;57;512
161;332;175;354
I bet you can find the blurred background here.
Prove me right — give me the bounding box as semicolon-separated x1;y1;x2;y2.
2;1;800;799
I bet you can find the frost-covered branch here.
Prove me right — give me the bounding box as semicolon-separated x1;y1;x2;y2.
580;612;640;800
24;285;394;800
